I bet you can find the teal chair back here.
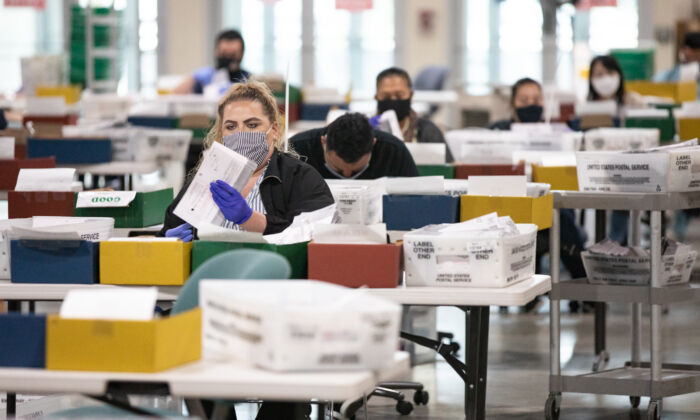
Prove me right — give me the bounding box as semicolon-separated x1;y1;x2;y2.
171;249;292;315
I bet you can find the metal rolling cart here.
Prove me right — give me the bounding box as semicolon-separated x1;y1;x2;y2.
546;191;700;420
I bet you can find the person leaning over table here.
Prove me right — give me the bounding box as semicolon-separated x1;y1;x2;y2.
158;80;333;240
289;112;419;179
371;67;452;161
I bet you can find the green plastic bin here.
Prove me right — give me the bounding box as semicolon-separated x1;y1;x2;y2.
192;240;309;279
417;164;455;179
610;49;655;81
74;189;173;228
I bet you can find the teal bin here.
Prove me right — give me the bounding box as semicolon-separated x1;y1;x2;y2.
610;49;655;81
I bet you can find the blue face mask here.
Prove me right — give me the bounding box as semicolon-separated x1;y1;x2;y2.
324;162;370;180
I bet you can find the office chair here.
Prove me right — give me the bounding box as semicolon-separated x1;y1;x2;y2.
414;66;449;117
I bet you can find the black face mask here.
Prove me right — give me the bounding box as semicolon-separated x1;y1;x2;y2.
377;98;412;121
215;56;244;82
515;105;543;123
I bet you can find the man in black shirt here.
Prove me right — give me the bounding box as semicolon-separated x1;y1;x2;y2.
289;112;419;179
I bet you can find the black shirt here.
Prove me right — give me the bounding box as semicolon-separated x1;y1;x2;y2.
289;128;419;180
159;150;334;236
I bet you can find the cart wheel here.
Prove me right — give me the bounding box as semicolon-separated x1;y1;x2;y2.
413;390;429;405
396;400;413;416
647;400;660;420
630;396;641;408
545;395;560;420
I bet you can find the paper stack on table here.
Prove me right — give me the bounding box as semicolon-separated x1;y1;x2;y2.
174;142;257;229
582;238;697;286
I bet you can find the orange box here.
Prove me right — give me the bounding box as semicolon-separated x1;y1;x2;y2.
454;161;525;179
308;242;402;288
8;191;76;218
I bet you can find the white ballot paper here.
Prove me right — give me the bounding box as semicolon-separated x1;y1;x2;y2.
174;142;257;229
384;176;445;195
60;288;158;321
0;136;14;159
467;176;527;197
12;216;115;241
312;223;387;244
15;168;76;191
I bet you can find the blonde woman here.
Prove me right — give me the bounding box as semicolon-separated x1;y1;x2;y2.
159;80;333;240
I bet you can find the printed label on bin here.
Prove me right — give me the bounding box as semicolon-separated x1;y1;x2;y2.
76;191;137;208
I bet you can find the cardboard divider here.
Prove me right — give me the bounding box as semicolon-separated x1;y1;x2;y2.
417;164;455;178
678;118;700;141
308;242;402;288
454;161;525;179
0;313;46;368
0;157;56;190
532;165;579;191
383;195;460;231
100;240;192;285
74;188;173;228
460;194;553;230
626;80;698;103
9;191;76;218
192;240;308;279
27;138;112;164
46;308;201;373
11;240;99;284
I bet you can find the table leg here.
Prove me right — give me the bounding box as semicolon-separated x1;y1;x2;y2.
629;210;642;367
462;306;490;420
593;210;609;371
7;392;16;418
650;211;663;402
6;300;20;418
7;300;20;312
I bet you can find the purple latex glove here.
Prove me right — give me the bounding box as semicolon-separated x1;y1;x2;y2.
165;223;193;242
209;180;253;225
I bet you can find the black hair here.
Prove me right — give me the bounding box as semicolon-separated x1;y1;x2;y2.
376;67;413;90
216;29;245;53
324;113;374;163
511;78;542;105
588;55;625;105
684;32;700;49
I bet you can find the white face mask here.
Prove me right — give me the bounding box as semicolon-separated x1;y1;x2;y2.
592;74;620;99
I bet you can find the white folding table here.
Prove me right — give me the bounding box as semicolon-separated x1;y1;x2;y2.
0;353;410;419
367;275;551;420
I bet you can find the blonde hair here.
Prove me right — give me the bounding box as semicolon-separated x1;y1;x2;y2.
203;80;286;151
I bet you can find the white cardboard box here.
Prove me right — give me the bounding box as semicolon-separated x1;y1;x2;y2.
0;219;32;279
403;223;537;288
200;280;401;371
583;128;660;151
576;147;700;192
582;248;696;286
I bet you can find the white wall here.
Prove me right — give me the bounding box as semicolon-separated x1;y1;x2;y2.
651;0;694;73
396;0;450;76
159;0;210;75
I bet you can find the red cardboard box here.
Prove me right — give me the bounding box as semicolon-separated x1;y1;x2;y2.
22;115;78;126
454;161;526;179
308;242;402;288
8;191;76;218
0;157;56;190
